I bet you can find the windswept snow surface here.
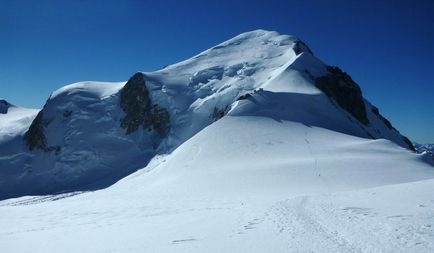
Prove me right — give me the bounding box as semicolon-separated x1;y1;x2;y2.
1;116;433;253
1;30;433;252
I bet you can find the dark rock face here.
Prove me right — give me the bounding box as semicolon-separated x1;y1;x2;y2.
63;110;72;118
23;109;62;154
402;136;416;152
371;106;394;130
315;66;370;125
371;106;415;151
293;40;314;55
147;106;170;136
0;100;10;114
212;107;225;121
120;73;170;136
236;93;252;101
24;111;47;150
212;105;229;121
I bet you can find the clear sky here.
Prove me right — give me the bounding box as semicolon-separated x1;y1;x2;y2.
1;0;433;143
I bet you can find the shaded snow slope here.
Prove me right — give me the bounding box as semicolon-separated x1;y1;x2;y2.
0;30;421;199
0;81;155;199
0;115;433;252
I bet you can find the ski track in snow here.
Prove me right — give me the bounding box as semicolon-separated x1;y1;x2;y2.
269;196;363;253
0;192;84;207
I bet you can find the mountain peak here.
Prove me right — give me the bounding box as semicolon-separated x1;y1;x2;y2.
0;30;420;199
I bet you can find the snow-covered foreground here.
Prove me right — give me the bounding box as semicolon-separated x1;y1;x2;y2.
1;116;433;252
2;180;434;253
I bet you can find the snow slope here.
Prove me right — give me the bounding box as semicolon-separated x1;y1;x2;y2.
0;30;418;199
0;115;433;252
0;81;157;199
0;101;39;141
0;102;39;183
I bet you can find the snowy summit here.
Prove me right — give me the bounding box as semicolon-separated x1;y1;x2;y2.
0;30;433;252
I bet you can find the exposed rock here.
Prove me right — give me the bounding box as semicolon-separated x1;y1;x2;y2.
381;117;394;130
120;72;170;136
23;109;62;154
63;110;72;118
148;105;170;136
315;66;370;125
402;136;416;152
371;106;394;130
236;88;263;101
0;99;10;114
24;111;47;150
236;93;252;101
372;106;415;151
293;40;314;55
371;106;380;116
212;106;229;121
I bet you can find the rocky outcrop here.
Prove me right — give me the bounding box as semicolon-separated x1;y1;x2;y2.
212;106;229;121
293;40;314;55
120;73;170;136
402;136;416;152
23;110;62;154
0;100;10;114
23;111;47;150
371;106;415;151
315;66;370;125
371;106;394;130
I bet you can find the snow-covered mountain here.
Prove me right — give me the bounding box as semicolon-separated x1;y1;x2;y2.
0;30;419;200
415;143;434;154
415;143;434;162
1;29;433;252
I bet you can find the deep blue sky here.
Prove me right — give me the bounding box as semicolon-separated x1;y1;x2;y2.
1;0;433;143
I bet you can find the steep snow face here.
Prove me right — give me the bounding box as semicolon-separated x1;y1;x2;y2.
0;30;420;199
138;30;410;150
141;30;318;149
